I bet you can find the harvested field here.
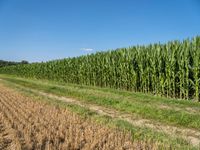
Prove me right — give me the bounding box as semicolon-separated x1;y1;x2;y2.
0;83;161;150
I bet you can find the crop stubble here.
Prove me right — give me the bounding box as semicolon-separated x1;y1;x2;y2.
0;84;159;150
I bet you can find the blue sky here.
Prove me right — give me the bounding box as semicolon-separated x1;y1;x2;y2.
0;0;199;62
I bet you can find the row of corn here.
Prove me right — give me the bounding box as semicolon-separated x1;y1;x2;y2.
0;36;200;101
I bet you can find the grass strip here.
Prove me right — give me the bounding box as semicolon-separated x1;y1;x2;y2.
1;75;200;130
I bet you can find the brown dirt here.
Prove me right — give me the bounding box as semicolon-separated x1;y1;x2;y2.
0;83;162;150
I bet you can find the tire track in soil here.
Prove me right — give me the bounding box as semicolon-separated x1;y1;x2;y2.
40;81;200;114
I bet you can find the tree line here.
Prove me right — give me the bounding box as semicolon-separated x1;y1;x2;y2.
0;60;29;68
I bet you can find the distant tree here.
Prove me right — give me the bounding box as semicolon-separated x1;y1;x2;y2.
21;60;29;64
0;60;29;67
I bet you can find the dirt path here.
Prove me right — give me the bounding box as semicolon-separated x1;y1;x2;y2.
2;82;200;147
41;81;200;114
33;89;200;146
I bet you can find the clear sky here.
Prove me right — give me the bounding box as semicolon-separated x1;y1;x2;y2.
0;0;199;62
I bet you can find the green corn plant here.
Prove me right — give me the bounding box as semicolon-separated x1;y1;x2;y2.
0;36;200;101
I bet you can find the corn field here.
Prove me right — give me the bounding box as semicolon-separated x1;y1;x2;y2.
0;36;200;100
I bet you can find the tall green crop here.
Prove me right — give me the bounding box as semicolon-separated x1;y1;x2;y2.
0;36;200;101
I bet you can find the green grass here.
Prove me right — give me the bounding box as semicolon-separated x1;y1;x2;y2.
1;74;200;131
2;79;196;150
